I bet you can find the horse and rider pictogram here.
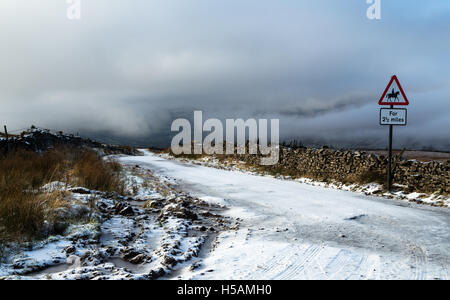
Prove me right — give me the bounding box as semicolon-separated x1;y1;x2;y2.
378;75;409;105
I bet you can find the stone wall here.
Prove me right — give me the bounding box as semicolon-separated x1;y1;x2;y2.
233;146;449;195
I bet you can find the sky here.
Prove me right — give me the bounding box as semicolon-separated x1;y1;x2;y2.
0;0;449;150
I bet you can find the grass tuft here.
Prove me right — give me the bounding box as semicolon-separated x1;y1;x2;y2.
0;147;124;243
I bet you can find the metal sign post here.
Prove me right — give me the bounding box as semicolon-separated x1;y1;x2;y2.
387;105;393;191
378;75;410;192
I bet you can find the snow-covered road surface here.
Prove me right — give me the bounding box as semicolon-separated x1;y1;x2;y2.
119;151;450;280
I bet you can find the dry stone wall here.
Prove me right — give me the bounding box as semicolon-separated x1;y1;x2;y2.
233;147;449;195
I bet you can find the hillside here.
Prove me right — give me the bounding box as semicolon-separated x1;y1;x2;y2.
0;127;138;156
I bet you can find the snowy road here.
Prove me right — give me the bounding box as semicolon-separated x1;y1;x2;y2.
119;151;450;280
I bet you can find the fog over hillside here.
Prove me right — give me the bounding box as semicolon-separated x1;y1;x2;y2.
1;1;449;150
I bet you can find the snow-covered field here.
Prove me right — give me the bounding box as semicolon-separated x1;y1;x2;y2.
119;151;450;280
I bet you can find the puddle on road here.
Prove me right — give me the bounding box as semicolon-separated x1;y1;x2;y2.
165;231;219;279
28;258;149;277
107;257;148;274
29;263;72;277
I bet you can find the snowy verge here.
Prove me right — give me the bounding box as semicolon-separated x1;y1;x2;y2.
0;165;231;280
156;152;449;209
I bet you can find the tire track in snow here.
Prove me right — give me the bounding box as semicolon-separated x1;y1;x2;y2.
119;152;450;280
275;245;324;280
252;244;324;280
410;245;428;280
254;245;383;280
333;251;379;280
345;254;380;280
325;249;355;280
252;245;303;279
364;254;381;280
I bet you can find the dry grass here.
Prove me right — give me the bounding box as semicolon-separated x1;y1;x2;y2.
159;147;215;161
344;170;386;186
0;147;124;242
71;151;124;193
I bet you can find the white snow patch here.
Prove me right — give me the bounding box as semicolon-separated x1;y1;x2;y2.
117;150;450;280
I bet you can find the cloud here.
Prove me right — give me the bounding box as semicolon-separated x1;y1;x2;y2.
277;95;371;118
0;0;449;150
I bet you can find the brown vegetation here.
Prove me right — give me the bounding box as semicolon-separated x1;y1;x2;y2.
0;147;124;242
72;150;124;193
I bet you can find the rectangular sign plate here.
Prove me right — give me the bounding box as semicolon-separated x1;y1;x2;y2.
380;108;407;126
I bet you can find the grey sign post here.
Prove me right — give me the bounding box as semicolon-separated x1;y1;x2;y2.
378;75;410;191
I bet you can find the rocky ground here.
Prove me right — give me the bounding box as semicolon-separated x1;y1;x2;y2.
0;163;234;280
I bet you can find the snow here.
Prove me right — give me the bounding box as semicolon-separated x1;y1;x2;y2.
0;163;221;280
41;181;68;193
118;150;450;280
3;224;95;277
158;152;449;208
124;174;163;200
14;240;71;270
2;150;448;280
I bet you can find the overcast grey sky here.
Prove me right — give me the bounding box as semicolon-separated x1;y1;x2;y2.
0;0;449;149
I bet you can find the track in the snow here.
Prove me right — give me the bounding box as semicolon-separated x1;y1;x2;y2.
119;151;450;280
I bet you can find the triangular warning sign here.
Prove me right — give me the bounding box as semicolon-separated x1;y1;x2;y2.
378;75;409;106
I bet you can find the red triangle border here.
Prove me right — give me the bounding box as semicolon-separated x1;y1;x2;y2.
378;75;409;106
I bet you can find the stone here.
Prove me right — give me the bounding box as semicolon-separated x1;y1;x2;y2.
162;255;177;267
64;246;76;255
143;200;159;209
119;206;134;216
69;187;92;194
148;268;166;279
129;254;147;264
123;249;141;260
189;261;202;271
